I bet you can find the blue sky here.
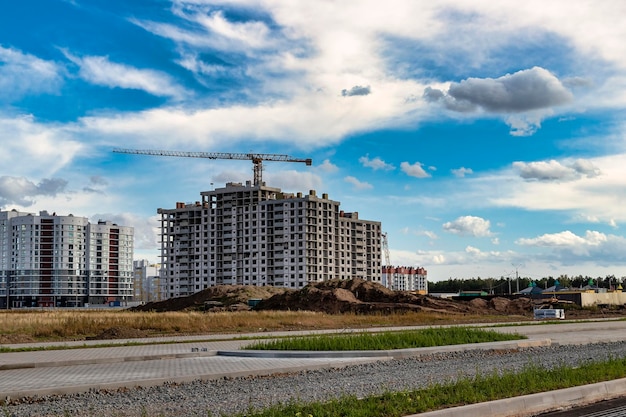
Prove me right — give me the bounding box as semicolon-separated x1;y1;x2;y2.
2;0;626;282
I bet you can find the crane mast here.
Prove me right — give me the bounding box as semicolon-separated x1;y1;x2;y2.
113;148;312;186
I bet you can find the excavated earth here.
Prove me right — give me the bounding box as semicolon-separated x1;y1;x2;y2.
130;278;620;319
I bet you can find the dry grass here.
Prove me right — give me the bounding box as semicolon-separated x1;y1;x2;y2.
0;309;520;344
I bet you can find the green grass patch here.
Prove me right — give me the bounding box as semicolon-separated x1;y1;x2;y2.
243;327;525;351
226;356;626;417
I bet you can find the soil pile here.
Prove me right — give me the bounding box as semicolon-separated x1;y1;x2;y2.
131;285;291;312
131;278;536;317
87;327;151;340
255;278;530;315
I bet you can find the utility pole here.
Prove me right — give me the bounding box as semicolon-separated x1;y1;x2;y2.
511;263;521;294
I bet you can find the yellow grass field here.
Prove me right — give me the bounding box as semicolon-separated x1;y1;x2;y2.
0;309;511;344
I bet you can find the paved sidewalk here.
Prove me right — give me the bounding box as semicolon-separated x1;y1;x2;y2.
0;324;554;400
0;320;625;416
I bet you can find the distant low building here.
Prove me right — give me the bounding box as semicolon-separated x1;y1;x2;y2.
0;209;134;308
382;266;428;293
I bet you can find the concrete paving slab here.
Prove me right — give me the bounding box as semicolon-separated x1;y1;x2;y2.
1;320;625;416
0;354;388;400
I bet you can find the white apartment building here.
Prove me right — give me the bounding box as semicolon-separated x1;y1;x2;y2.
382;266;428;293
0;210;134;308
158;182;382;298
133;259;163;302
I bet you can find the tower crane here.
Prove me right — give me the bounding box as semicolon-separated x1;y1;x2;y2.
113;148;312;187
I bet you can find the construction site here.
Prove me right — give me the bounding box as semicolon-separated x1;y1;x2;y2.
131;277;626;322
120;148;626;321
117;148;412;301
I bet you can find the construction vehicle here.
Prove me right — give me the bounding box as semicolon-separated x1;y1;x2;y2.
112;148;312;186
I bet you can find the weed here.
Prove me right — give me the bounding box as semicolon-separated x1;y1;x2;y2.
226;356;626;417
244;327;525;351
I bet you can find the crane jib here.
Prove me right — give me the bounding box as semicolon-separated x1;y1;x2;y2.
112;148;312;185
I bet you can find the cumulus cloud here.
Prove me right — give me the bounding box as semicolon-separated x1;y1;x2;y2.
359;155;394;171
63;52;186;99
451;167;473;178
515;230;626;260
424;67;574;135
92;212;158;251
316;159;339;173
443;215;492;237
342;85;371;97
0;176;68;207
513;159;601;181
425;67;573;113
266;170;323;192
344;176;373;190
0;46;63;101
400;161;431;178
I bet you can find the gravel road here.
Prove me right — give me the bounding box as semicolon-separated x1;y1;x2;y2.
5;341;626;417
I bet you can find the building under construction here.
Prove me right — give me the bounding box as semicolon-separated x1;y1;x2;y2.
158;181;382;298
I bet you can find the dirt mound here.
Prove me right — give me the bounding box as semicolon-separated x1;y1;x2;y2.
131;285;291;312
256;278;521;316
469;298;489;309
506;297;533;315
489;297;511;313
0;334;36;344
87;327;150;340
130;278;535;317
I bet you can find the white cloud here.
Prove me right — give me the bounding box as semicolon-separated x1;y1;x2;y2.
513;159;601;181
140;7;273;51
443;215;493;237
64;52;186;99
0;177;67;208
516;230;606;249
359;155;395;171
0;116;84;178
78;81;425;147
344;176;373;190
401;161;430;178
91;212;159;251
69;1;626;150
266;170;322;192
451;167;473;178
421;230;438;240
448;151;626;226
516;230;626;262
316;159;339;173
0;46;63;101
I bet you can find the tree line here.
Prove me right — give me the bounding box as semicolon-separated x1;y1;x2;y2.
428;274;626;294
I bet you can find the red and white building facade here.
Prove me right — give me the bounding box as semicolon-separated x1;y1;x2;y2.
382;266;428;293
0;210;133;308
